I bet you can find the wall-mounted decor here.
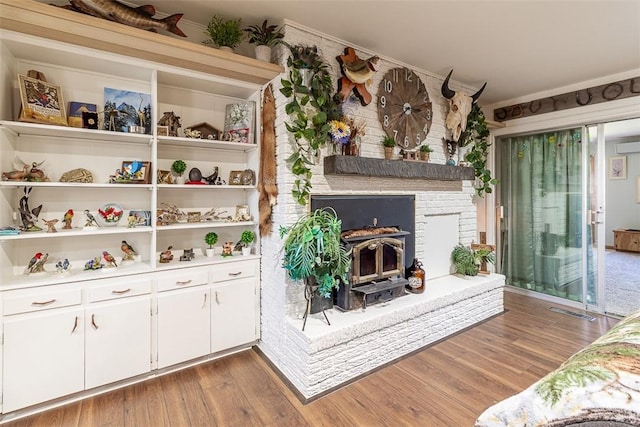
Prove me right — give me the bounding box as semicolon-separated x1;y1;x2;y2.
18;73;67;126
609;156;627;180
336;47;380;106
104;88;151;133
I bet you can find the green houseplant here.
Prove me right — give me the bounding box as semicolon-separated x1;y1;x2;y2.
451;244;495;276
171;159;186;183
279;208;351;299
419;144;433;161
240;230;255;255
244;20;284;62
382;135;396;159
204;231;218;257
458;104;498;197
203;15;243;50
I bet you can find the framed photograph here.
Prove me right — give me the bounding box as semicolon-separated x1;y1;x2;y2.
223;101;255;144
104;88;151;134
187;212;201;223
121;160;152;184
609;156;627;180
68;102;97;128
128;210;151;227
18;74;68;126
229;170;243;185
157;169;173;184
157;125;169;136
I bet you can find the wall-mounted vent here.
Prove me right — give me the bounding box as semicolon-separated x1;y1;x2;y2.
616;141;640;154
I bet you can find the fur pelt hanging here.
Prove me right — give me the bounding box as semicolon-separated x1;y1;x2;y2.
258;84;278;236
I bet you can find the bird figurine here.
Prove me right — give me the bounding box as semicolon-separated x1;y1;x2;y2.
62;209;74;229
336;47;380;106
2;164;29;181
42;218;59;233
84;209;99;228
121;240;137;262
55;258;71;274
102;251;118;268
84;257;103;270
203;166;219;185
24;252;43;275
159;246;173;263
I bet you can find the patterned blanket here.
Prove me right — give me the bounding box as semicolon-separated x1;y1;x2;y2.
475;309;640;426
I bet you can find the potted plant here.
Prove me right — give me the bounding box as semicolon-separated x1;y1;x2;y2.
239;230;255;256
204;231;218;257
244;19;283;62
451;244;495;277
280;208;351;320
419;144;434;162
203;15;243;51
171;159;186;184
382;135;396;160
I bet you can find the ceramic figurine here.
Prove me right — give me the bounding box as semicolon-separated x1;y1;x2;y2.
121;240;137;262
222;241;234;257
24;252;48;275
42;218;58;233
55;258;71;275
159;246;174;263
83;209;100;228
203;166;219;185
18;187;42;231
62;209;74;229
84;257;103;270
26;161;48;182
102;251;118;268
2;164;29;181
179;248;195;261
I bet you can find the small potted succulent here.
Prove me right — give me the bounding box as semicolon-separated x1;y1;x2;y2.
203;15;243;51
171;159;186;184
382;136;396;160
204;231;218;257
239;230;255;256
419;144;434;162
244;19;284;62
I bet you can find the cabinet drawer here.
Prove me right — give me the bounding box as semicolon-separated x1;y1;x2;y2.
211;260;257;283
3;286;82;316
157;268;209;292
87;278;152;303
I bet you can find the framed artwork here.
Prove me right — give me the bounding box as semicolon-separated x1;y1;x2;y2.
187;212;201;223
121;160;152;184
104;88;151;133
223;101;255;144
157;169;173;184
68;102;97;128
609;156;627;180
157;125;169;136
18;74;68;126
229;170;243;185
128;210;151;227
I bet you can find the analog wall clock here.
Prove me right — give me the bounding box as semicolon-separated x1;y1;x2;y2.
377;67;432;150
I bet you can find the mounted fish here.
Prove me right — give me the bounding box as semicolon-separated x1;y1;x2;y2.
64;0;186;37
336;47;380;106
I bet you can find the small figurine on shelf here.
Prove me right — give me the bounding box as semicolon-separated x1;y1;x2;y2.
84;257;103;271
55;258;71;276
2;164;29;181
179;248;195;262
26;161;48;182
221;241;234;257
203;166;219;185
24;252;48;275
102;251;118;268
62;209;74;229
121;240;137;262
83;209;100;229
159;246;174;263
42;218;58;233
18;187;42;232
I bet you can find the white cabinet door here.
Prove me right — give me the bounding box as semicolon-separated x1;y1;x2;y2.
157;286;211;369
85;297;151;389
3;308;84;412
211;278;257;353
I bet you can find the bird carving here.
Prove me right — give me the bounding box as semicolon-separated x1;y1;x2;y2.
336;47;380;106
121;240;137;261
102;251;118;268
2;164;29;181
63;209;74;229
24;252;43;275
84;209;99;227
159;246;174;263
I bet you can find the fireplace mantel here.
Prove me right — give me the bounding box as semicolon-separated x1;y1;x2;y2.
324;155;475;181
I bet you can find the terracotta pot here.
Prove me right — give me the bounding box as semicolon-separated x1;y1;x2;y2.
383;146;394;160
419;152;430;162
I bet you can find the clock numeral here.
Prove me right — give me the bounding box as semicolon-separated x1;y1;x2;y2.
426;110;432;120
384;79;393;93
392;129;398;140
405;69;413;83
380;96;386;108
416;134;422;144
403;136;410;147
383;115;389;128
393;69;398;82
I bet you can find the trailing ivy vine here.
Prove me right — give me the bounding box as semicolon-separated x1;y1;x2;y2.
459;104;498;197
279;44;342;206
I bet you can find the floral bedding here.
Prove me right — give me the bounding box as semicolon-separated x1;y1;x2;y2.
475;309;640;426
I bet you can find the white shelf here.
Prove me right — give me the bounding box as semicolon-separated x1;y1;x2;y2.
157;184;255;190
0;181;153;189
157;222;256;232
154;253;260;271
0;121;152;145
0;226;152;241
158;136;257;152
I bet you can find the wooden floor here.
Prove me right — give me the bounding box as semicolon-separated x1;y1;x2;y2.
4;292;619;427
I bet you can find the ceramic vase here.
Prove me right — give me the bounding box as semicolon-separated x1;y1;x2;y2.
254;45;271;62
242;246;251;256
205;248;215;258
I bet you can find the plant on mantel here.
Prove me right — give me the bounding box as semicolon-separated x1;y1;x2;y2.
279;43;342;206
458;104;498;197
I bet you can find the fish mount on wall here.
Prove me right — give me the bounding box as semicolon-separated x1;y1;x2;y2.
59;0;186;37
336;47;380;106
494;76;640;122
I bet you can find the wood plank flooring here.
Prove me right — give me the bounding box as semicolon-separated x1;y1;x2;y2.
3;292;619;427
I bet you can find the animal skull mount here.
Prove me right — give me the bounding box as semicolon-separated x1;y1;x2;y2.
441;70;486;143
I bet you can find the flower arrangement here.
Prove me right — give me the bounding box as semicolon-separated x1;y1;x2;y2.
98;204;123;223
329;120;351;145
344;116;366;140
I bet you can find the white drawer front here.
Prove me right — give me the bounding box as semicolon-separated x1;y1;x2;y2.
87;278;152;303
210;260;257;283
3;286;82;316
157;268;209;292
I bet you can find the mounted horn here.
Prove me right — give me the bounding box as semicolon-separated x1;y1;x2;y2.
441;69;455;99
471;82;487;103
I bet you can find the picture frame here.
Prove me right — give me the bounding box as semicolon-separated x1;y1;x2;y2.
229;170;243;185
68;102;97;128
187;212;201;223
128;210;152;227
157;169;173;184
608;156;627;180
157;125;169;136
18;74;68;126
121;160;152;184
240;169;256;185
104;88;151;134
223;101;255;144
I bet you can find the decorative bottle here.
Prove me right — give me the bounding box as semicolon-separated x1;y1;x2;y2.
405;258;425;294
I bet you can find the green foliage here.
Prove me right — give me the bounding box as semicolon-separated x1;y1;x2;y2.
244;20;284;46
279;208;351;297
204;232;218;248
458;104;498;197
280;43;342;206
419;144;434;153
171;160;186;175
451;244;495;276
382;135;396;147
240;230;255;247
203;15;243;49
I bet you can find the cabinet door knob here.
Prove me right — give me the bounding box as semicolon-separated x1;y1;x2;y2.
111;288;131;294
176;280;192;286
31;299;56;306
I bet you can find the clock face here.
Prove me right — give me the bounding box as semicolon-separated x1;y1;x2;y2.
377;67;432;150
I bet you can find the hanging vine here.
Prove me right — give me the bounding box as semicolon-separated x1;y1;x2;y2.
459;104;498;197
279;44;342;206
